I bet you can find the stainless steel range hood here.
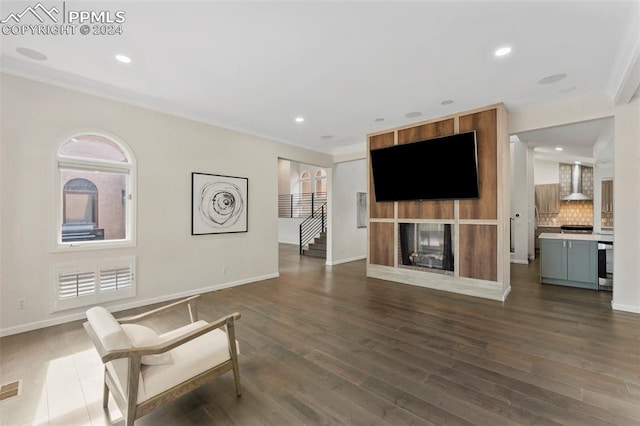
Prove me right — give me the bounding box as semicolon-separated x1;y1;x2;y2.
562;163;592;201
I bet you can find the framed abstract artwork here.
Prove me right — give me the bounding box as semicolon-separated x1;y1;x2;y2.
357;192;367;228
191;172;248;235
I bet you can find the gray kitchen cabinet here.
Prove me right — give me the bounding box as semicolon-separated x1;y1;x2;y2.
535;226;561;250
540;238;598;289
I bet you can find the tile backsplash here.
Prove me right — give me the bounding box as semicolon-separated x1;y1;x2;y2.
538;200;594;226
538;163;594;226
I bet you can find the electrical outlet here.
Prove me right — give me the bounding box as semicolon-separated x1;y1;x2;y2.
17;298;26;310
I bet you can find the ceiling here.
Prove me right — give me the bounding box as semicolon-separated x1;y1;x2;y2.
1;1;638;156
513;117;615;166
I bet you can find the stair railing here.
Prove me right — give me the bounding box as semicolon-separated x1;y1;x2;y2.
278;192;327;218
299;203;327;255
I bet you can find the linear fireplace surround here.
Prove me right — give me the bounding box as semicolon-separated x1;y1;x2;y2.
398;223;454;273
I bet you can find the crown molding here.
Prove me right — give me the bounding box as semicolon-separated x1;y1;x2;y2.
0;56;332;155
608;2;640;105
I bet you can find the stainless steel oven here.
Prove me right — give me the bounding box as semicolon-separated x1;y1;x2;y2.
598;241;613;291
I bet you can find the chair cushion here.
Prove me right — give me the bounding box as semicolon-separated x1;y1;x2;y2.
85;307;144;401
121;324;173;366
140;320;239;401
85;306;130;351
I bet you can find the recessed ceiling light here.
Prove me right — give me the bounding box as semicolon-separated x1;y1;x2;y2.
405;112;422;118
538;73;567;85
555;147;563;151
16;47;47;61
494;46;512;57
295;117;304;123
320;135;333;140
374;118;385;122
441;100;454;105
115;54;132;64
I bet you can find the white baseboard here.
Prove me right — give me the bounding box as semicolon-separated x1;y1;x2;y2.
611;302;640;314
0;273;279;337
501;285;512;302
510;259;529;265
326;255;366;266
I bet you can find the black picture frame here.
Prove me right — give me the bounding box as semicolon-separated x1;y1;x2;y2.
191;172;248;235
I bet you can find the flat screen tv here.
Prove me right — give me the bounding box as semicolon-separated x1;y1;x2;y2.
370;131;479;202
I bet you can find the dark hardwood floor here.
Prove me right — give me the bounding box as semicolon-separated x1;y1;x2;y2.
2;243;639;425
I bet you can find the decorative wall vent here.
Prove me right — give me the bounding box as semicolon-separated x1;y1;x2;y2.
0;380;21;402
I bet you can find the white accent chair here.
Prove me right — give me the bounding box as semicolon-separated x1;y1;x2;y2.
83;295;241;425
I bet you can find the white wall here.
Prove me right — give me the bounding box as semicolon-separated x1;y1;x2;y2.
278;218;305;244
0;74;332;335
534;159;560;184
612;95;640;313
278;158;290;194
329;159;367;265
527;146;535;259
510;140;530;264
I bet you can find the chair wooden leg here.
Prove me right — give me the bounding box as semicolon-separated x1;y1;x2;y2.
102;368;110;409
125;409;136;426
226;318;242;397
232;358;242;397
125;357;141;426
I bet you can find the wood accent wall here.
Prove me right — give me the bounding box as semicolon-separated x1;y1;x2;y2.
367;103;509;298
459;224;498;281
397;119;455;220
459;109;497;220
369;132;394;219
369;222;394;267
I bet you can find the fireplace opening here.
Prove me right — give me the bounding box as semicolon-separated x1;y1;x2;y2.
398;223;454;273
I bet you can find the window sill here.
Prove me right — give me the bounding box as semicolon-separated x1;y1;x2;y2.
53;239;136;253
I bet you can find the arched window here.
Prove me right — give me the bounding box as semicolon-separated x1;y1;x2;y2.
56;133;135;247
300;171;311;194
315;169;327;194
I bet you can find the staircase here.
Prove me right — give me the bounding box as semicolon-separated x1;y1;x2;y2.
299;203;327;259
302;231;326;258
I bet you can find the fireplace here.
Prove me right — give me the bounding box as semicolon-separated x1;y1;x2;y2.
398;223;454;273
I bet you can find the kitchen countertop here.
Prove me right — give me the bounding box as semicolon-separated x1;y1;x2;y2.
538;232;613;243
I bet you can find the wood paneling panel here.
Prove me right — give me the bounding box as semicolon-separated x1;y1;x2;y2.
369;222;394;267
459;109;498;220
459;224;497;281
397;119;455;145
397;119;455;219
368;132;395;219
